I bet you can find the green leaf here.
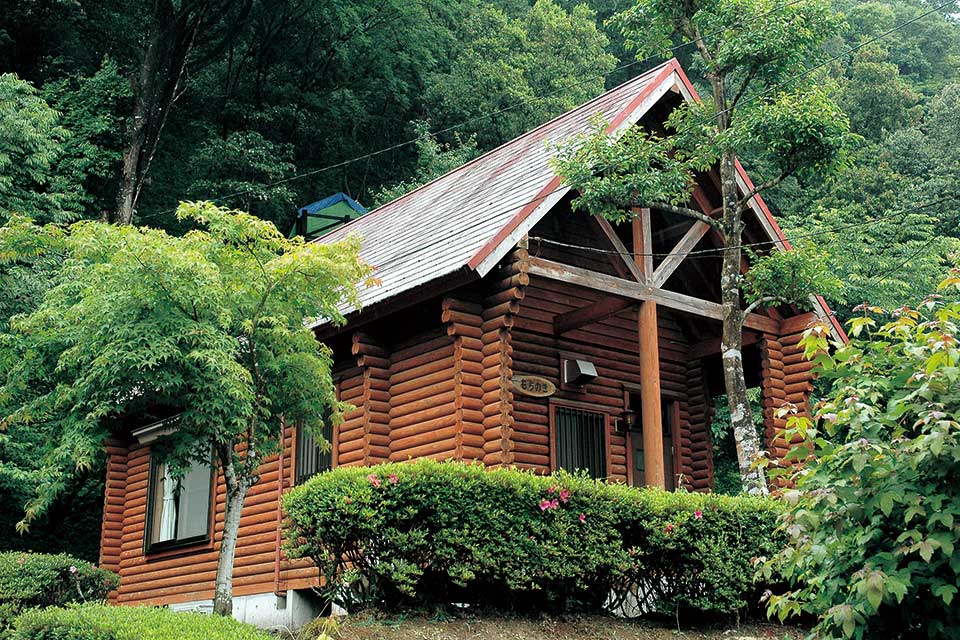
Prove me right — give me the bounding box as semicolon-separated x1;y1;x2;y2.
934;584;957;606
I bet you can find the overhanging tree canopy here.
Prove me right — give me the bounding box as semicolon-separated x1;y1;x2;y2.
0;203;371;614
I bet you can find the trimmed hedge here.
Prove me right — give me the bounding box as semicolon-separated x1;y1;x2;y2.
283;460;782;618
0;553;118;631
10;604;273;640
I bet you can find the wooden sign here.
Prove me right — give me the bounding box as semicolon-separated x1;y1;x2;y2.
512;375;556;398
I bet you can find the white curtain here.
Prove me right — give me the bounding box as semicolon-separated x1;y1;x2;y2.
158;464;177;542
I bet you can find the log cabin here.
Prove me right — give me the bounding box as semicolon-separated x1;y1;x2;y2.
97;58;845;628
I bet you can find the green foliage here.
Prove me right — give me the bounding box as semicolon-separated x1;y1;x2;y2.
0;204;370;530
425;0;616;149
40;57;131;220
743;241;844;312
764;271;960;638
839;46;920;140
0;553;117;631
186;131;298;228
284;460;782;619
0;74;75;224
10;604;272;640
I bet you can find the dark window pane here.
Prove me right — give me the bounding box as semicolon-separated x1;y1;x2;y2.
295;422;333;485
554;407;606;479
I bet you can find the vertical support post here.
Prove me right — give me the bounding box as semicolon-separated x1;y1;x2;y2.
639;300;666;489
632;207;653;283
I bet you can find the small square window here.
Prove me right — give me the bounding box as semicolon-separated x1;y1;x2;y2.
146;457;213;553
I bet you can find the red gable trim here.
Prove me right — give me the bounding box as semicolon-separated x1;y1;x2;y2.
467;62;678;272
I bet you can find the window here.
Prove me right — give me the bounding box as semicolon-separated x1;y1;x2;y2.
551;405;607;479
295;422;333;485
146;457;213;552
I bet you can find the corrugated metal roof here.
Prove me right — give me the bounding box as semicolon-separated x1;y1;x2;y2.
314;61;678;316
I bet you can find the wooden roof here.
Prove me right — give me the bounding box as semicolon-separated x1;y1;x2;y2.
313;58;844;339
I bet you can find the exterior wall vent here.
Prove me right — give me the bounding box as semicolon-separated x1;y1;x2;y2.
562;358;598;386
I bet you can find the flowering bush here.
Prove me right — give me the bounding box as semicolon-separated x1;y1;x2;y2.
0;552;118;631
765;272;960;639
283;460;781;619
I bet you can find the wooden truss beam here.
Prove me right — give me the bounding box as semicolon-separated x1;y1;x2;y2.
554;297;634;334
593;215;644;282
650;221;710;288
526;257;779;334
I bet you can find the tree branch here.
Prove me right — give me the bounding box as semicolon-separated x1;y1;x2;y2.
736;167;796;215
648;202;722;230
729;65;758;114
743;295;785;317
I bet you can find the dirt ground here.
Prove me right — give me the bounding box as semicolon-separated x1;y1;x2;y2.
321;614;804;640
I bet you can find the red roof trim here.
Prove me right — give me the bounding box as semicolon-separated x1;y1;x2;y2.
467;62;678;271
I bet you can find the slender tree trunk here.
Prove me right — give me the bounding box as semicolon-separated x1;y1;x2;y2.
213;457;250;616
719;151;768;496
115;15;165;225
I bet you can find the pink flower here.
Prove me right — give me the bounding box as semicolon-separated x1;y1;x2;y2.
559;489;572;503
539;498;560;511
664;523;675;534
578;513;586;523
547;486;556;494
694;510;703;520
367;473;381;487
387;473;399;485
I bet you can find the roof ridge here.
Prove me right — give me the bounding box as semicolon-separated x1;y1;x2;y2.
311;59;676;244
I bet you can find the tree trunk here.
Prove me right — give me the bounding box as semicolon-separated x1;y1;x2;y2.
719;151;768;496
213;457;250;616
115;12;165;225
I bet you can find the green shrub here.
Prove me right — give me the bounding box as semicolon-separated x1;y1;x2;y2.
283;460;782;619
10;604;273;640
765;272;960;639
0;553;118;630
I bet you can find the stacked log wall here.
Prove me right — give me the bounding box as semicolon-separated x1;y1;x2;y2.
480;251;528;467
760;312;817;466
337;333;391;467
387;327;458;461
100;438;128;601
443;298;486;461
111;425;318;606
681;361;713;491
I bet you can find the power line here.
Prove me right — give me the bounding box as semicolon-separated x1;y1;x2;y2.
135;0;813;223
136;0;958;288
522;194;960;261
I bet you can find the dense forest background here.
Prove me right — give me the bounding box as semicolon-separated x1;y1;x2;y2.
0;0;958;559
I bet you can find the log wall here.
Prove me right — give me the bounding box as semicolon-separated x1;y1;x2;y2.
100;438;128;602
508;270;714;490
760;312;817;467
106;424;320;606
100;251;828;607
